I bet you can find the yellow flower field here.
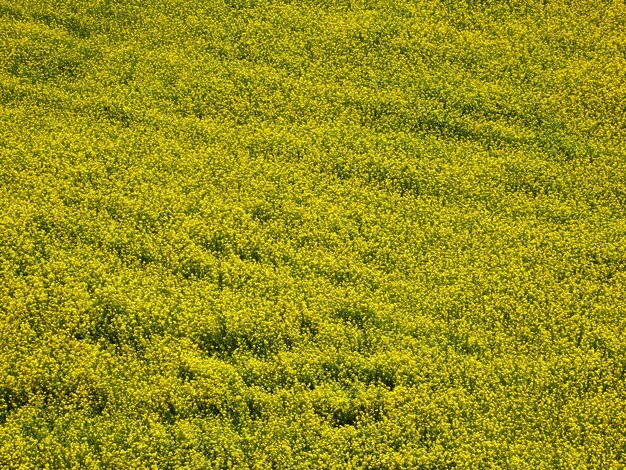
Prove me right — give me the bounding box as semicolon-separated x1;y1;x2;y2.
0;0;625;467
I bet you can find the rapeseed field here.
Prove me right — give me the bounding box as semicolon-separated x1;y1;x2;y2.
1;0;625;468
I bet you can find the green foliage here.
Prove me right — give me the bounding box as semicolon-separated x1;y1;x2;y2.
0;0;625;467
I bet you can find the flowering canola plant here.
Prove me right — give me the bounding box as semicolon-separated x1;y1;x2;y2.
0;0;625;468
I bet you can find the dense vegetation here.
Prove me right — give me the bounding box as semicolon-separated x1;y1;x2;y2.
0;0;625;467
